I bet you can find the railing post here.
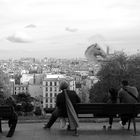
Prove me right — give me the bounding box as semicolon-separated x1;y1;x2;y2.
132;117;137;136
128;119;131;130
73;128;79;136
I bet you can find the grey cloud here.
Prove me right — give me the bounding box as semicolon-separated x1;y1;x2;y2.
25;24;37;28
6;32;32;43
65;27;78;32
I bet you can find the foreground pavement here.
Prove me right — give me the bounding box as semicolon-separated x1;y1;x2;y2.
1;122;140;140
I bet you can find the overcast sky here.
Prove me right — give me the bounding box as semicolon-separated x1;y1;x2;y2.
0;0;140;59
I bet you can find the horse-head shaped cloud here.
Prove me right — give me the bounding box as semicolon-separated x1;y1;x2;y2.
85;43;107;62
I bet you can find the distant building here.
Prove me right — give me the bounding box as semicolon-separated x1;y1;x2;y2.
9;78;15;95
21;70;29;75
28;84;42;98
42;74;76;109
20;74;34;84
75;71;89;77
85;76;99;89
20;73;44;85
14;84;28;95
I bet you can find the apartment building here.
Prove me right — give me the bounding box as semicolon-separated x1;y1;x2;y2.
42;74;75;109
14;84;28;95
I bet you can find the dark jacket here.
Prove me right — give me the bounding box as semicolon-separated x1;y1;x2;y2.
56;90;81;117
0;96;17;111
118;86;139;103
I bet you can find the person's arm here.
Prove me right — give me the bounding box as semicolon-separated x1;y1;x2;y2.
55;95;59;107
116;96;120;103
75;93;81;103
72;90;81;103
6;96;16;108
134;87;139;97
117;90;121;103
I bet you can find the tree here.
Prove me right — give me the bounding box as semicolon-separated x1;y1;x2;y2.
34;106;42;116
16;93;34;115
16;92;32;103
127;54;140;91
89;52;140;103
0;69;11;98
79;87;89;103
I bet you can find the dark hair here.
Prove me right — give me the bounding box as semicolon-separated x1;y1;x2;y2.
109;88;118;103
59;80;69;90
121;80;128;86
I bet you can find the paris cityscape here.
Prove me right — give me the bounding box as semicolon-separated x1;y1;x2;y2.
0;0;140;139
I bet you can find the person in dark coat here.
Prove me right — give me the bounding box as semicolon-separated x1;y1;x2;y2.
118;80;139;127
107;88;118;129
0;95;18;137
43;80;81;129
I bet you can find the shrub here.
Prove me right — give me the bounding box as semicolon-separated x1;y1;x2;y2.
34;106;42;116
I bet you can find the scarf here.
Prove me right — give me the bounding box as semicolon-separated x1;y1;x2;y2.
64;89;79;130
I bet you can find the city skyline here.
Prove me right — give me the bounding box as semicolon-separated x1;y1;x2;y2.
0;0;140;59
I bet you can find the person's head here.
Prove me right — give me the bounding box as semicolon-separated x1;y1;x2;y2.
59;80;69;91
121;80;129;87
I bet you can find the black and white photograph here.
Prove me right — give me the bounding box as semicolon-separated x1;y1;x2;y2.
0;0;140;139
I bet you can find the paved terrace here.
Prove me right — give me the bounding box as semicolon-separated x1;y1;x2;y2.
1;121;140;140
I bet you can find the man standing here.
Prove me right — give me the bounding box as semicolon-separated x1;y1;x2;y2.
118;80;139;127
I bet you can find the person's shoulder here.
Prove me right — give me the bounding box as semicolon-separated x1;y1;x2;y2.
131;86;138;90
69;90;75;92
57;92;63;97
118;88;124;94
118;88;123;92
68;90;77;94
127;86;138;91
